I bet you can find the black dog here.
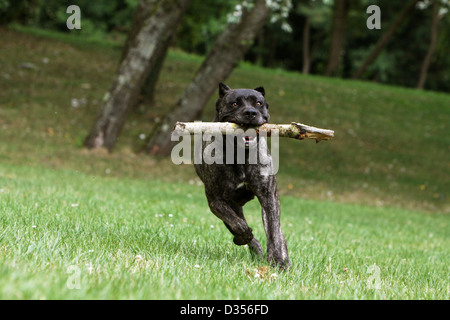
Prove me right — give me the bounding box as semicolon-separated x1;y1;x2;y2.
194;83;290;269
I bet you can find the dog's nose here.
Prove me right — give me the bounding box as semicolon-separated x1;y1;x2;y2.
243;109;257;120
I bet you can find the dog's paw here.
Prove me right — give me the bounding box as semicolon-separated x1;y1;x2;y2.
233;229;254;246
267;250;291;270
267;256;291;270
270;258;292;270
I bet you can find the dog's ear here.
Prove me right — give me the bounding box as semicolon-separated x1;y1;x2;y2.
254;86;265;97
219;82;231;98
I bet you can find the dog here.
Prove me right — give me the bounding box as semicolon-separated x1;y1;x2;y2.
194;83;291;269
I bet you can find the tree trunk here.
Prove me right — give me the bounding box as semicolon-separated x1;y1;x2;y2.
302;17;311;74
83;0;191;150
140;39;171;107
145;0;271;156
121;1;175;109
325;0;349;77
352;0;419;80
417;1;441;89
255;29;266;66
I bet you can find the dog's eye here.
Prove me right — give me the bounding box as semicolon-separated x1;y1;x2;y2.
231;102;238;107
257;101;262;107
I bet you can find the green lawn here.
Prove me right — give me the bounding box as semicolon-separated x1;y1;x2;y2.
0;27;449;299
0;164;448;299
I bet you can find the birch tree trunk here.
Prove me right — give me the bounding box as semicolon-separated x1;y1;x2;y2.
83;0;191;150
417;1;441;89
145;0;271;156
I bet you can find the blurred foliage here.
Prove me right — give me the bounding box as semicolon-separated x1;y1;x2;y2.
0;0;448;92
245;0;450;91
0;0;138;38
174;0;241;54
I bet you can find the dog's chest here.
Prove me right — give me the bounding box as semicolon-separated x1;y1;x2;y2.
230;165;246;187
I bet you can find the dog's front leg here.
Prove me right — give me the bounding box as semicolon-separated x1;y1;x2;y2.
251;175;291;269
261;187;291;269
206;196;255;246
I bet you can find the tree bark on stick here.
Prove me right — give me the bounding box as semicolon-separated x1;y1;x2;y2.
325;0;349;77
352;0;419;80
173;122;335;143
417;1;441;89
145;0;271;156
83;0;191;150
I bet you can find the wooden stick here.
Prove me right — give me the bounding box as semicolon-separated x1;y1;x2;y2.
173;122;334;143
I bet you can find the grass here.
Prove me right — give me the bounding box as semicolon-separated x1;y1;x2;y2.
0;26;449;299
1;164;448;299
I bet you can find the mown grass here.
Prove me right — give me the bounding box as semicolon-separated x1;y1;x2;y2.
0;164;448;299
0;27;449;299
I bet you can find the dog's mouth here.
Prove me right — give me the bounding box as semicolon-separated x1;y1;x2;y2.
236;120;267;128
242;135;257;147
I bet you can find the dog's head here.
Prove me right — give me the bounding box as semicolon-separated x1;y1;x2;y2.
214;83;270;126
